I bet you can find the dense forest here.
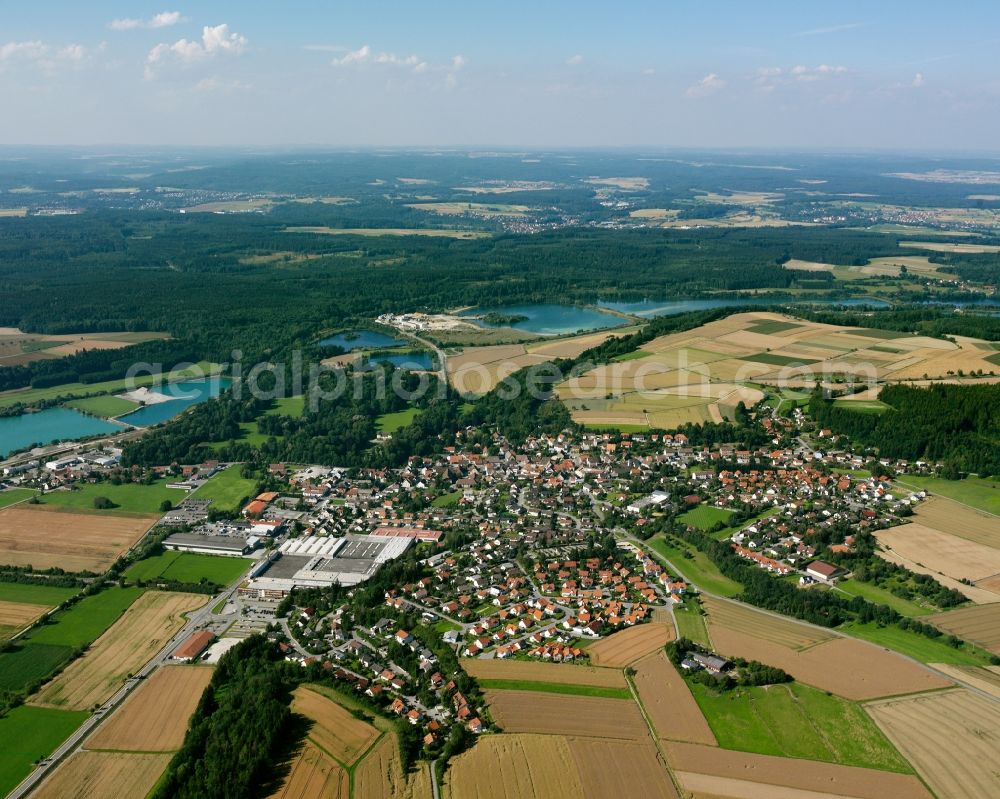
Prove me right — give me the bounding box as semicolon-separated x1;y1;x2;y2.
810;383;1000;477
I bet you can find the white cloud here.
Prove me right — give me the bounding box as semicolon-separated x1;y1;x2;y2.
452;54;467;70
146;24;247;78
0;40;90;70
110;11;184;31
913;72;925;88
789;64;849;82
330;44;448;76
0;41;47;62
331;44;372;66
685;73;725;98
566;54;584;66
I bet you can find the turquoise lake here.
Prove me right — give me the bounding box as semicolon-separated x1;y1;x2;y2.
459;304;622;335
0;408;123;458
599;296;892;317
117;378;231;428
367;352;435;370
319;330;407;351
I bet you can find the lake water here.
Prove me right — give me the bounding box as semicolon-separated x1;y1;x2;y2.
117;378;232;428
367;352;435;370
459;304;622;335
599;296;892;317
319;330;407;351
0;408;123;458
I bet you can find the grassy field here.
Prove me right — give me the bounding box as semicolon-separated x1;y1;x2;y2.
0;706;90;797
26;587;144;649
673;600;711;646
432;490;462;508
125;551;252;585
832;399;891;414
189;466;257;512
375;407;420;433
0;489;36;509
36;479;185;514
833;579;935;617
647;536;742;597
0;361;221;411
841;621;989;665
583;423;652;433
0;643;75;693
679;505;734;531
64;395;140;418
269;395;305;416
0;583;79;607
475;679;632;700
689;681;912;773
895;475;1000;516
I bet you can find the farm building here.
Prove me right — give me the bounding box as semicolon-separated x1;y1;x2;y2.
805;560;845;584
371;526;443;543
171;630;215;661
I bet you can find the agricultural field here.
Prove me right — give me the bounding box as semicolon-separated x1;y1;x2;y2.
290;685;380;765
461;658;627;687
375;407;420;433
270;743;348;799
900;240;1000;254
24;587;144;649
896;475;1000;516
189;465;258;512
184;199;274;213
36;478;186;515
406;201;531;217
672;599;711;646
0;488;37;508
841;621;989;666
689;680;911;772
0;582;78;607
631;652;716;745
0;706;89;798
32;591;206;710
484;690;648;739
678;504;734;531
930;603;1000;655
867;689;1000;799
664;741;933;799
929;664;1000;699
556;311;1000;430
0;600;51;639
86;665;214;751
284;225;489;239
586;621;674;667
0;328;166;368
833;577;936;617
124;550;252;586
875;522;1000;598
0;505;154;573
902;493;1000;548
568;737;678;799
352;734;434;799
31;751;172;799
702;596;952;699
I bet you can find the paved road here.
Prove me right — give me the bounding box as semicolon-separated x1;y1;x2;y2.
7;573;250;799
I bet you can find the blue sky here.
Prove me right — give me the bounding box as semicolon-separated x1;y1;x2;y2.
2;1;998;149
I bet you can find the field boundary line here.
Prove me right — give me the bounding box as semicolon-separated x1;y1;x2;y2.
625;663;686;799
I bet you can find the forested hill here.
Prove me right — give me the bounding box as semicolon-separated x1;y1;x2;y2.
810;383;1000;477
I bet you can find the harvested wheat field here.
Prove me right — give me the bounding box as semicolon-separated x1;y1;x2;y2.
587;622;673;667
462;658;626;687
0;600;49;634
867;689;1000;799
33;591;207;710
876;523;1000;585
929;664;1000;699
86;665;213;751
908;496;1000;550
930;603;1000;655
291;685;379;765
0;505;154;572
664;741;932;799
443;734;582;798
632;652;716;745
31;751;171;799
701;598;952;699
353;734;433;799
269;742;348;799
485;690;647;739
568;737;678;799
703;596;834;651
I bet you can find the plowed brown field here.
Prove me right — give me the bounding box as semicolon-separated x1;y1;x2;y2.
0;505;153;572
587;622;673;666
485;690;647;739
33;592;207;710
632;652;716;745
665;741;933;799
867;689;1000;799
461;658;626;687
87;665;214;751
